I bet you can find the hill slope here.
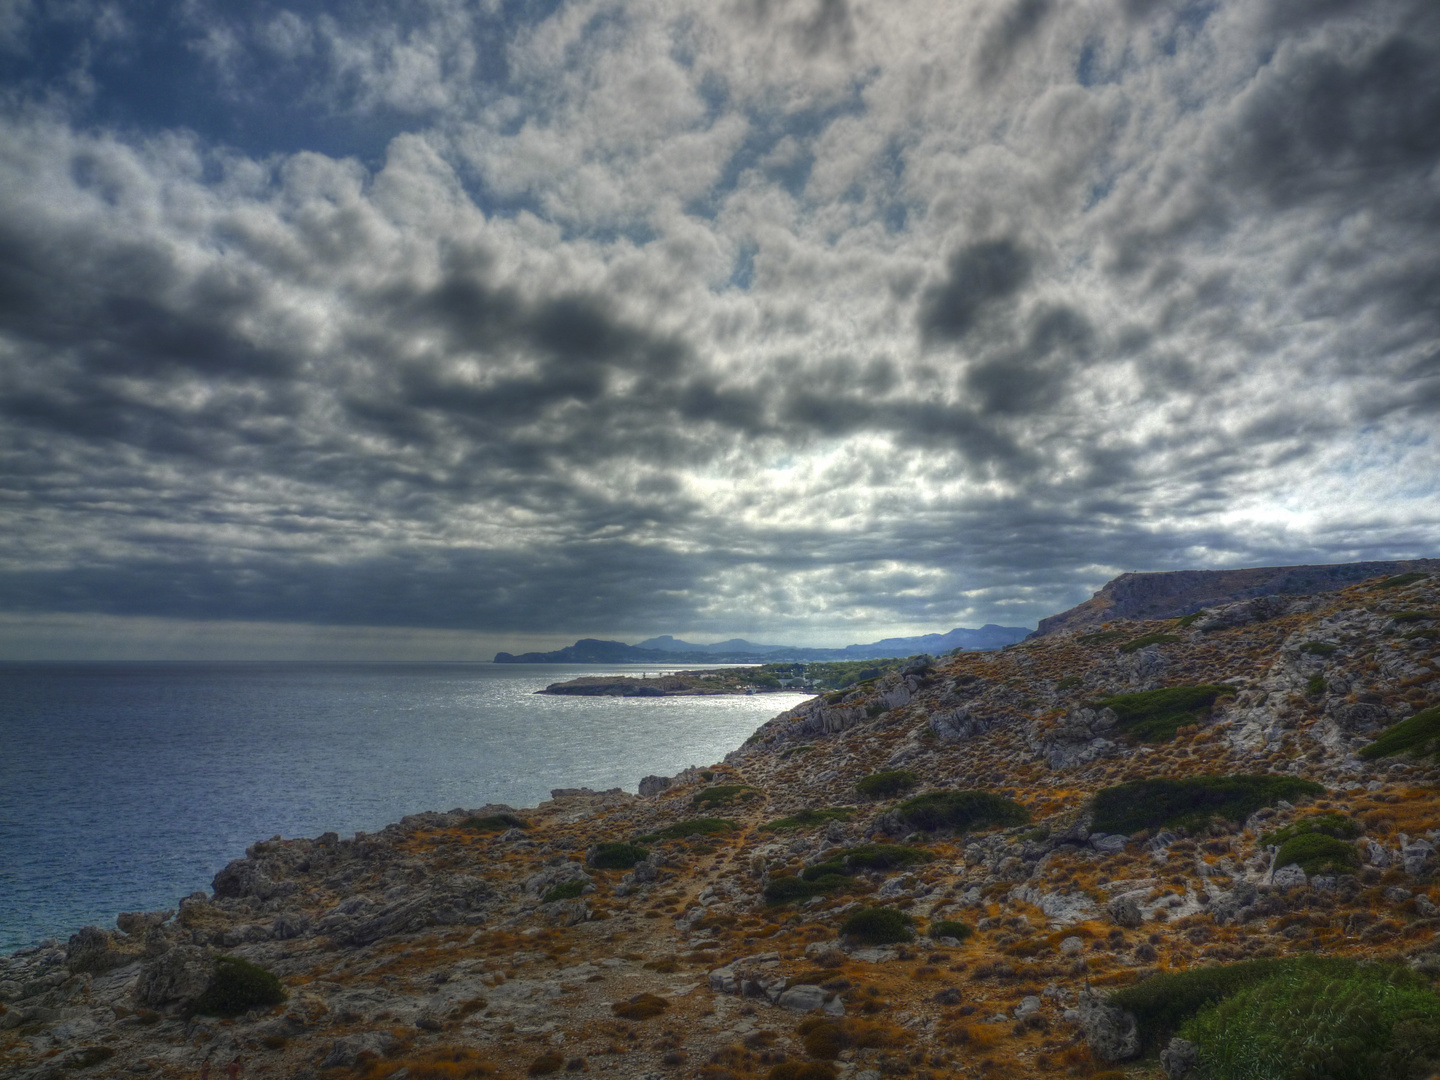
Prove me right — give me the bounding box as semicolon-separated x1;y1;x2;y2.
4;567;1439;1080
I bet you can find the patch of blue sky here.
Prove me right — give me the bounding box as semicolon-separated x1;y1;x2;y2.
1162;0;1217;58
728;243;757;291
684;82;870;221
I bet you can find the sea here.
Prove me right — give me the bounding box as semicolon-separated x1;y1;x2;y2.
0;661;812;954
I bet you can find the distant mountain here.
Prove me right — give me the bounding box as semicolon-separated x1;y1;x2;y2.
1029;558;1440;638
493;625;1032;664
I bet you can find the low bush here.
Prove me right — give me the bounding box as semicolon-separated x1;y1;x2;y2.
541;880;586;904
855;770;917;798
1056;675;1084;691
527;1051;566;1076
462;812;529;832
693;785;761;807
1306;674;1326;696
928;920;973;941
796;1016;898;1060
1176;610;1206;628
1091;774;1324;835
1375;572;1430;589
760;807;856;831
1261;813;1363;847
1274;832;1359;876
612;992;669;1020
1361;706;1440;764
589;842;650;869
1077;628;1131;646
63;1047;115;1070
635;818;736;842
840;907;914;945
1298;641;1339;656
1391;611;1437;623
763;874;851;904
1182;958;1440;1080
1119;632;1180;653
890;790;1029;833
801;843;933;880
766;1063;839;1080
1090;685;1235;742
192;956;286;1016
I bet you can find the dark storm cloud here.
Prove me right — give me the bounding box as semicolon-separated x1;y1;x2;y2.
0;0;1437;653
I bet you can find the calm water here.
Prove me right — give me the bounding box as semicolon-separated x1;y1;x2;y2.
0;662;810;953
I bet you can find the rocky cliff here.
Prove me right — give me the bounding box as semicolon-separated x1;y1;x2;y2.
3;567;1439;1080
1031;559;1440;638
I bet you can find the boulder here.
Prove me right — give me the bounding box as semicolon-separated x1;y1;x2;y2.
134;946;213;1011
777;985;828;1012
1161;1037;1199;1079
65;927;124;974
1072;989;1139;1063
1271;864;1307;889
1107;897;1143;928
639;775;673;797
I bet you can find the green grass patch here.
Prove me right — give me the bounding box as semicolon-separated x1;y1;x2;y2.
1299;641;1338;656
192;956;287;1017
1120;632;1181;653
1182;958;1440;1080
1175;610;1206;628
927;920;973;941
1374;572;1430;590
779;744;816;759
1056;675;1083;691
1404;627;1440;641
1273;832;1359;876
801;843;933;881
1306;674;1327;697
763;874;852;904
1091;774;1325;835
589;842;650;869
1090;684;1234;742
692;784;761;807
891;790;1030;833
1077;628;1130;646
635;817;736;843
541;880;587;903
461;812;529;832
1392;611;1438;623
840;907;914;945
855;770;917;798
759;807;856;831
1360;706;1440;764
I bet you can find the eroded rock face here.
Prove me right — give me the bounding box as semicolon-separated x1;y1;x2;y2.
134;945;212;1011
1071;989;1139;1062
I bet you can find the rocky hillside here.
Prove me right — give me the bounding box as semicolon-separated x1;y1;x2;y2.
1031;559;1440;638
3;569;1440;1080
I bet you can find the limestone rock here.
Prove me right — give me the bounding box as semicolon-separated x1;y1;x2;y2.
65;927;125;974
638;775;673;797
134;946;212;1011
321;1031;398;1069
1161;1037;1199;1079
1072;989;1139;1063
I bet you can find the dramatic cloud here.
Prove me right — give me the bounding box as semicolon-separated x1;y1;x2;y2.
0;0;1437;655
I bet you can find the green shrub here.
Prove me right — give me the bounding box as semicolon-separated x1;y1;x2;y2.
1361;706;1440;764
1077;628;1130;645
1299;641;1338;656
763;874;850;904
692;785;760;807
1375;572;1430;590
462;812;529;831
840;907;914;945
635;817;736;842
1260;813;1363;847
1056;675;1083;691
1091;685;1235;742
589;841;650;869
1182;958;1440;1080
760;807;856;831
1176;610;1206;628
766;1061;839;1080
891;790;1029;833
541;880;587;904
1306;674;1326;697
1091;774;1324;835
1391;611;1437;623
1274;832;1359;876
1120;632;1181;653
855;770;917;798
801;843;933;881
192;956;286;1016
1404;627;1440;641
928;920;973;941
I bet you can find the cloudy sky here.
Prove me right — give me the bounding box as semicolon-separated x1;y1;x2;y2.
0;0;1437;659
